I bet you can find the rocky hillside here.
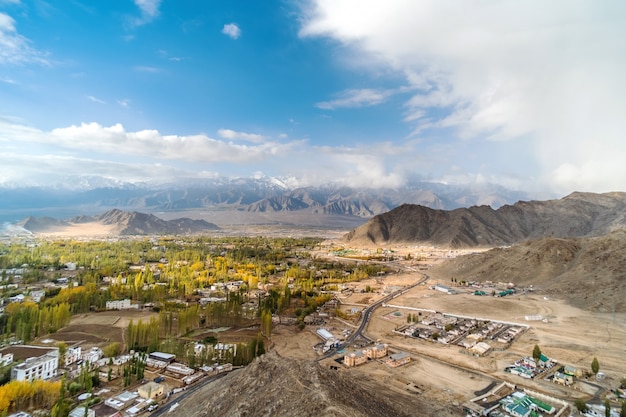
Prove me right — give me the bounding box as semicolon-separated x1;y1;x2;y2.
343;192;626;247
17;216;69;232
19;209;219;235
179;351;434;417
431;230;626;312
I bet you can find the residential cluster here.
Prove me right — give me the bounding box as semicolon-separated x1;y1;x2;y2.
0;341;234;417
463;381;568;417
342;343;411;368
504;354;591;390
393;309;527;355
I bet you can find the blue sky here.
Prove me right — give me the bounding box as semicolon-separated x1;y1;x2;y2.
1;0;625;194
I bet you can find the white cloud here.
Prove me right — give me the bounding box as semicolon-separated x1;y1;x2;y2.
0;121;297;164
0;12;49;65
0;119;425;189
300;0;626;193
87;95;105;104
135;0;160;17
222;23;241;40
316;88;393;110
132;0;161;26
117;98;131;107
217;129;266;143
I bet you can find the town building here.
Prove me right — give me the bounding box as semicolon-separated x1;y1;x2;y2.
1;352;13;366
344;351;367;367
138;382;164;400
69;406;95;417
65;346;82;366
148;351;176;363
105;299;138;310
553;372;573;386
104;391;139;410
364;343;388;359
563;365;582;377
385;351;411;367
434;284;455;294
11;350;59;381
29;290;46;302
82;347;103;365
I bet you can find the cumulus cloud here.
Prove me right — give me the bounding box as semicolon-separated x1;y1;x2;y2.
0;119;424;188
0;12;49;65
222;23;241;40
217;129;265;143
0;121;298;164
300;0;626;193
316;88;393;110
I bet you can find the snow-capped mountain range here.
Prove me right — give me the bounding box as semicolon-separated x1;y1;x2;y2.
0;175;545;223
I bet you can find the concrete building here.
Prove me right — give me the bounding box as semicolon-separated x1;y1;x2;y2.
149;352;175;363
0;352;13;366
29;290;46;302
138;382;164;400
364;343;388;359
69;406;95;417
105;391;139;410
11;350;59;381
344;351;367;367
385;351;411;367
553;372;573;386
469;342;492;356
65;346;81;366
105;299;138;310
82;347;103;365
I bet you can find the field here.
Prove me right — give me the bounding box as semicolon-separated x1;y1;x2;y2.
34;310;157;349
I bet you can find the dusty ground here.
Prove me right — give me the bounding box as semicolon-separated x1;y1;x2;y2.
33;222;119;237
33;310;158;349
272;248;626;415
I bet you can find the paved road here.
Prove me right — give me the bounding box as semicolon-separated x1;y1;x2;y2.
318;271;428;360
149;372;229;417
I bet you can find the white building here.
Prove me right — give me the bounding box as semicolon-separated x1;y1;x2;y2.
29;290;46;302
11;350;59;381
68;406;95;417
1;352;14;366
106;299;138;310
65;346;82;366
82;347;103;364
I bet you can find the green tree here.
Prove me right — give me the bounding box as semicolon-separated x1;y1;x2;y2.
574;398;588;412
591;356;600;375
620;400;626;417
605;399;611;417
57;342;67;368
532;344;542;362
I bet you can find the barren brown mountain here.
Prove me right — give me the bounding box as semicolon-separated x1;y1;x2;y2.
18;209;219;235
431;229;626;312
343;191;626;247
180;351;432;417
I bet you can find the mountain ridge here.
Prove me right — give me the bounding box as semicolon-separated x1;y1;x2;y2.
431;229;626;312
0;177;540;223
179;350;432;417
343;191;626;247
16;209;219;236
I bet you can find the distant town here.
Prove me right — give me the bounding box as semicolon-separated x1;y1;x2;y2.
1;236;625;417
